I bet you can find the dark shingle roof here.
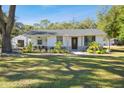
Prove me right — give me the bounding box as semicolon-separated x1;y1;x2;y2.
24;29;106;36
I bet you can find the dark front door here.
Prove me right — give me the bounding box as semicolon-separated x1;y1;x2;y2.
72;37;78;49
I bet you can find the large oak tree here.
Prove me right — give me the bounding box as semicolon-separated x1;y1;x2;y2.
0;5;16;53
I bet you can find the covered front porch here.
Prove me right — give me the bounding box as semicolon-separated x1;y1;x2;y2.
28;35;88;51
28;35;48;51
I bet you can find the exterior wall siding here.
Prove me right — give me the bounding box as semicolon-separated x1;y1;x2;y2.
78;36;81;50
63;36;71;50
30;38;37;46
29;36;47;46
95;35;107;46
63;36;67;47
47;36;56;47
12;34;109;50
11;35;29;49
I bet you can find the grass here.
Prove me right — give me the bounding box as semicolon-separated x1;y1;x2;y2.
0;47;124;88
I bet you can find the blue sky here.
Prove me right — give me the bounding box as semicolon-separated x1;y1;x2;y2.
2;5;105;25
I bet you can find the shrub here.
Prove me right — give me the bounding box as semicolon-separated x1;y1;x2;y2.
49;41;68;53
27;42;33;52
59;49;69;53
87;42;106;54
55;41;63;50
100;49;106;54
87;49;94;53
53;49;60;53
22;42;33;53
88;42;100;51
49;49;69;53
32;49;42;53
22;47;29;53
96;50;101;54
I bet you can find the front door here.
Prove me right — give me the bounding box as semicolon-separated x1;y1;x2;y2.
72;37;78;49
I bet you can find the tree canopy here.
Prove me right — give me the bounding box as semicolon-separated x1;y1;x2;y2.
97;6;124;41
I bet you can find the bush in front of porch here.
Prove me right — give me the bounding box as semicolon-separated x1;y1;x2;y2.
22;42;33;53
48;41;69;53
21;41;69;54
87;42;106;54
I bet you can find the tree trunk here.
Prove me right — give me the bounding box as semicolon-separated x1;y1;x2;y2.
2;30;12;53
0;5;16;53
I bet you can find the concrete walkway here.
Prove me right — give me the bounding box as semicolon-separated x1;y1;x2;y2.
71;51;89;55
71;51;107;56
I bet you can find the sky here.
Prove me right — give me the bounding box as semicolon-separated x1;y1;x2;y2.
2;5;105;25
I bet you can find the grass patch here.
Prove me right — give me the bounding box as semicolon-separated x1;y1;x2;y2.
0;51;124;88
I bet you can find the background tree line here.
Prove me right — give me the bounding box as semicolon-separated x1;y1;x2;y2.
11;17;97;37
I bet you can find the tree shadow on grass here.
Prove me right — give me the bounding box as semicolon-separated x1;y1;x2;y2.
27;76;124;88
0;55;124;87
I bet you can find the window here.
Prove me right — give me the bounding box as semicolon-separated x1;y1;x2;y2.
57;36;63;42
37;40;42;45
17;40;24;47
84;36;95;46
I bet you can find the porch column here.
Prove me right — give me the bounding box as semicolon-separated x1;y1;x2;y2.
82;36;85;50
66;36;69;50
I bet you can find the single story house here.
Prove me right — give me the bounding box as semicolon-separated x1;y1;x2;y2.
12;29;110;51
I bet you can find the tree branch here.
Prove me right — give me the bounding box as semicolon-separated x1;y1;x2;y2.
0;5;6;28
6;5;16;34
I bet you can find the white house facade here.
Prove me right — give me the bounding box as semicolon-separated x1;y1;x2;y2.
12;29;109;50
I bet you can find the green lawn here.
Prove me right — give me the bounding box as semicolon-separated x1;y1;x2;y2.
0;52;124;87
